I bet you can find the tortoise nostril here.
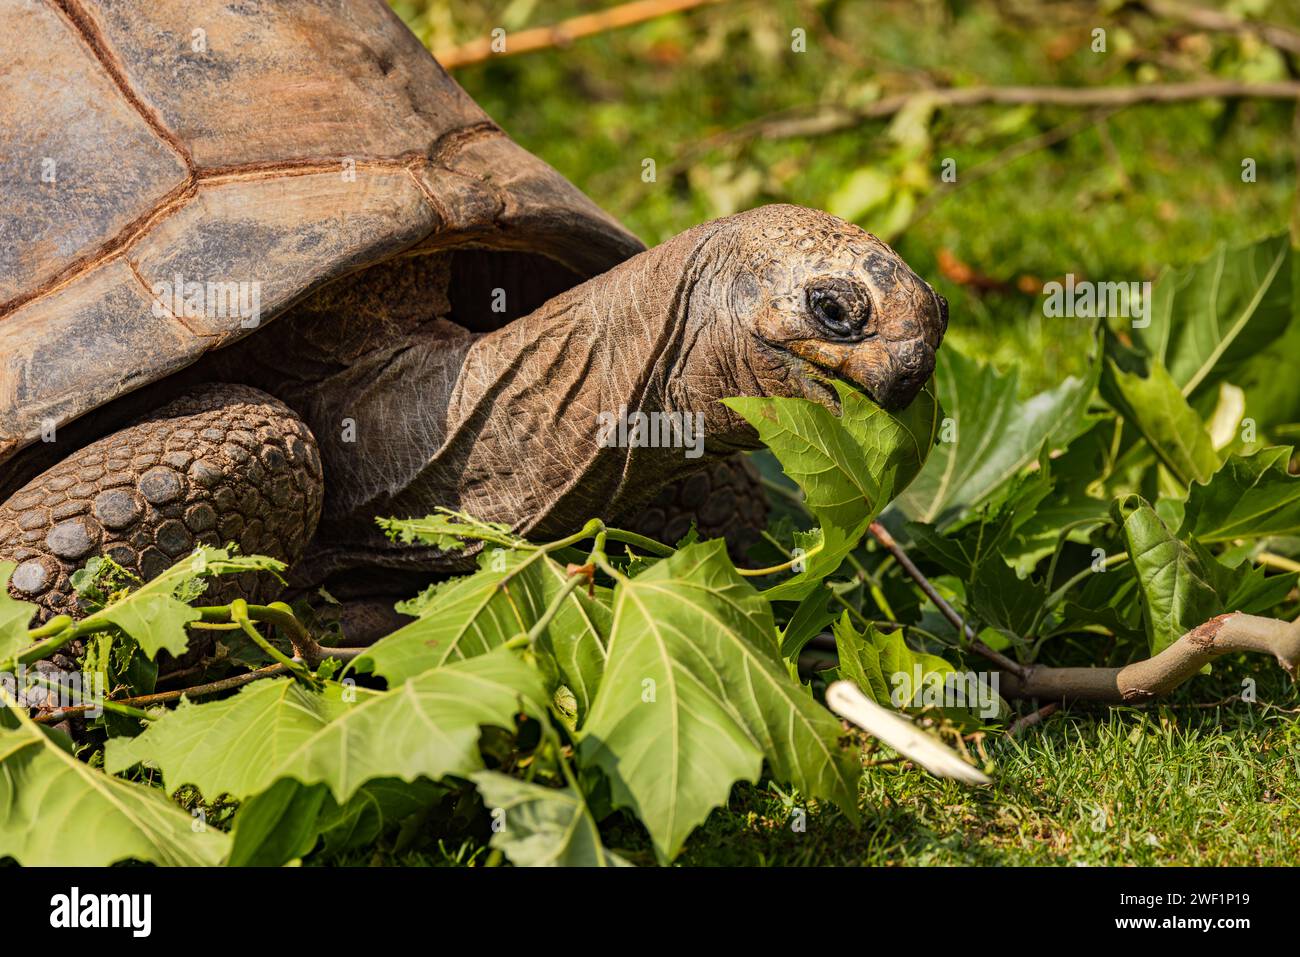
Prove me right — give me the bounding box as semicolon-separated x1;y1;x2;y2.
877;337;935;410
894;336;933;375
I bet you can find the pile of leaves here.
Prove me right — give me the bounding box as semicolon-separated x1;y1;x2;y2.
1;233;1297;867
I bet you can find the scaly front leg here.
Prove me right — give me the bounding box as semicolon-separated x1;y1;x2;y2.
0;385;324;627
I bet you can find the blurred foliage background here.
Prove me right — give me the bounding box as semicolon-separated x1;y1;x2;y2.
390;0;1298;393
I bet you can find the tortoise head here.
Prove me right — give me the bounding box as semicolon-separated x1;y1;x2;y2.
713;204;947;411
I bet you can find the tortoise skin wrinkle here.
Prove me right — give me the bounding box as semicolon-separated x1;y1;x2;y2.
0;2;947;630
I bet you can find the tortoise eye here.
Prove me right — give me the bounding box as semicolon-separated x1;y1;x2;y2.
807;282;870;339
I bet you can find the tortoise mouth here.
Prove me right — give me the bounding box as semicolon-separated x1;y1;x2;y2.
780;347;885;408
779;338;888;403
783;336;934;412
810;364;887;407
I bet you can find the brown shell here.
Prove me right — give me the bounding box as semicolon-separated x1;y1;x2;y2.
0;0;642;470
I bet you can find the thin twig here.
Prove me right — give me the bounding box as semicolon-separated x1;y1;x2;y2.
1180;694;1242;709
434;0;723;69
1258;551;1300;574
1008;702;1060;736
868;522;1029;679
194;602;366;669
677;80;1300;167
31;664;288;724
1132;0;1300;58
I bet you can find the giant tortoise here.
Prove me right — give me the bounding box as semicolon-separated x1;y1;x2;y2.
0;0;947;636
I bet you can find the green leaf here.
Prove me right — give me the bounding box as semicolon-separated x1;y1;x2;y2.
353;560;536;683
1134;234;1291;399
353;551;609;720
378;509;525;551
231;776;447;866
893;348;1095;527
1100;357;1219;488
1180;446;1300;543
226;778;330;866
0;563;37;664
107;648;548;804
908;514;1016;581
873;626;961;692
78;548;285;661
105;678;358;800
833;614;963;709
830;613;891;704
908;482;1048;643
315;778;446;857
471;771;630;867
93;595;199;661
1224;562;1297;616
578;541;859;862
1115;496;1230;655
1009;494;1111;573
531;560;611;721
957;450;1106;574
0;712;228;866
778;590;837;659
725;378;939;599
1232;250;1300;436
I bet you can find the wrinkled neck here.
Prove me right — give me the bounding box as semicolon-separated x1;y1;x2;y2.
298;226;770;583
420;226;754;538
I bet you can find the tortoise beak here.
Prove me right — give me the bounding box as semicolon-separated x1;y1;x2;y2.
866;336;936;411
788;336;935;411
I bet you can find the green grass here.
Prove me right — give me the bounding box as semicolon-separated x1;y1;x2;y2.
664;705;1300;866
312;664;1298;867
